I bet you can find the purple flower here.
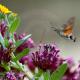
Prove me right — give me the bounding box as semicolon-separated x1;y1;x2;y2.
31;43;63;71
63;68;79;80
6;71;16;80
62;57;80;80
20;55;35;70
6;70;25;80
15;33;35;52
15;72;24;80
66;57;75;68
19;43;80;80
0;41;15;63
0;46;11;63
0;21;7;37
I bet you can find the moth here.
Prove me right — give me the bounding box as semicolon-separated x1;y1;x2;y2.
50;17;76;42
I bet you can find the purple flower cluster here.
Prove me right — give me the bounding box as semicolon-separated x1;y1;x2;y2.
31;43;63;71
20;55;35;70
62;57;80;80
0;45;12;64
6;71;25;80
0;21;7;37
0;21;12;64
14;33;34;52
21;43;64;71
21;43;80;80
0;20;35;72
6;71;16;80
0;41;15;65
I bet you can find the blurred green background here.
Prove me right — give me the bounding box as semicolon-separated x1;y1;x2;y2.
1;0;80;61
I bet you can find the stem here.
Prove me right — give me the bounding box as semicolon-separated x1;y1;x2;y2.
16;61;34;80
5;15;10;27
23;65;34;80
11;53;34;80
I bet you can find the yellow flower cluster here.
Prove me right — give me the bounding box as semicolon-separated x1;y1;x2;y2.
0;4;11;14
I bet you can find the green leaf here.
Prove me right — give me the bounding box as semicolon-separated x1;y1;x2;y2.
9;33;15;43
10;61;20;69
10;61;24;71
38;74;44;80
43;71;50;80
0;13;5;19
34;69;43;80
16;61;24;71
0;72;5;77
13;48;29;61
9;16;20;33
8;13;16;23
50;63;68;80
1;62;10;71
15;34;31;48
0;33;5;48
4;38;9;47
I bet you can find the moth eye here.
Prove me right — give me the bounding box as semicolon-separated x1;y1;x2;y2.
70;36;72;39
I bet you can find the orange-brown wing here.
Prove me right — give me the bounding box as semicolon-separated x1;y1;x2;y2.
67;17;75;25
62;17;75;36
63;25;73;36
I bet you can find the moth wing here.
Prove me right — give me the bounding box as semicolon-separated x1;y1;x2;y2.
62;16;75;30
63;25;73;36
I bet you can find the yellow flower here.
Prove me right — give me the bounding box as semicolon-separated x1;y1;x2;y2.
0;4;11;14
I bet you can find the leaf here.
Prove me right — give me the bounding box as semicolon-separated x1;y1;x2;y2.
10;61;20;69
13;48;29;61
0;72;5;77
15;34;31;48
0;33;5;48
38;75;44;80
8;13;16;23
9;33;15;43
43;71;50;80
1;62;10;71
4;38;9;47
0;13;5;19
50;63;68;80
10;61;24;71
9;16;20;33
16;61;24;71
34;69;43;80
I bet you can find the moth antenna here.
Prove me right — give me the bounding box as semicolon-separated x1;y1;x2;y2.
49;22;59;30
51;26;58;31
